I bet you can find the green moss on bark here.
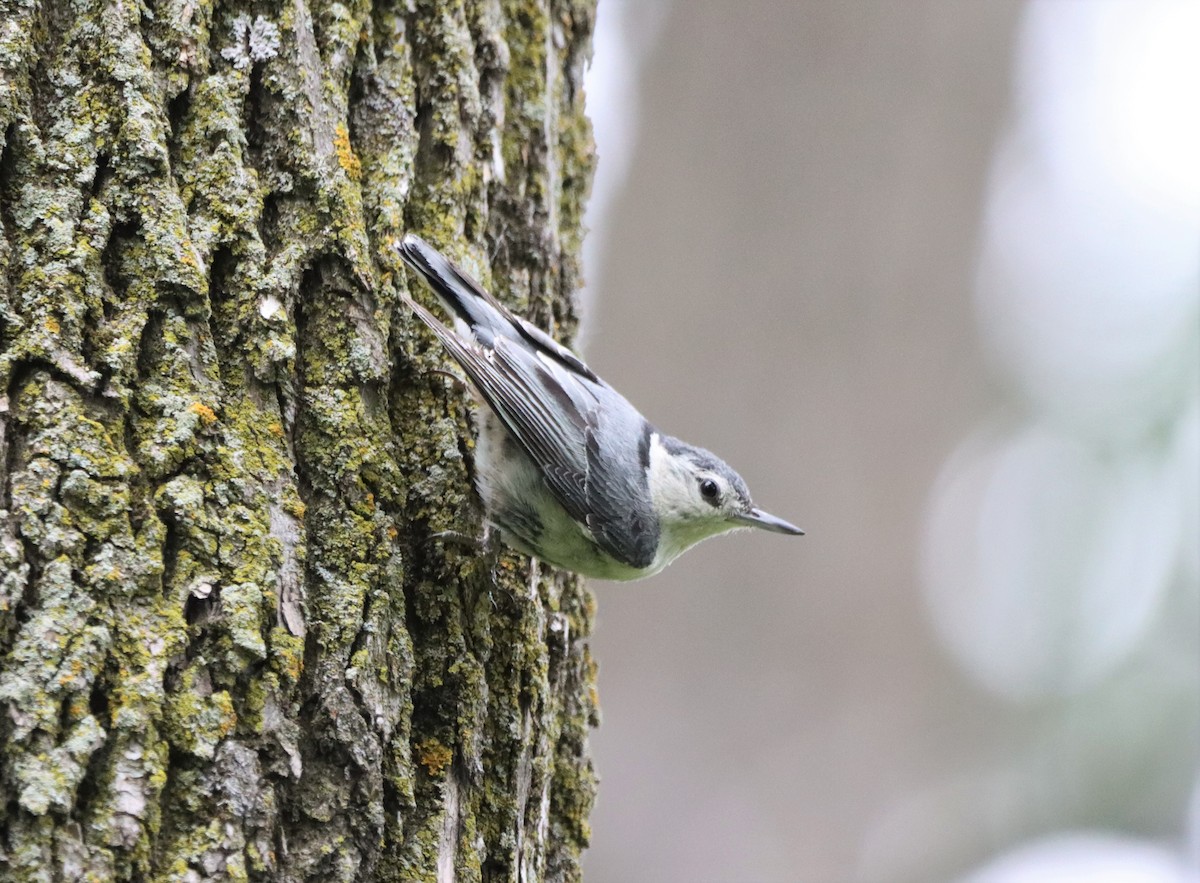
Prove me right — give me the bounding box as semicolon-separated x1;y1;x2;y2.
0;0;598;880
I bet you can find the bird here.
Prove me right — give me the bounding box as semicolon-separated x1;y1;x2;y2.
396;233;803;581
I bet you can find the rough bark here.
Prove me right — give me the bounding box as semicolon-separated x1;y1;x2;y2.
0;0;598;880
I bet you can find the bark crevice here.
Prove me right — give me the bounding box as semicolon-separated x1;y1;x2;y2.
0;0;599;880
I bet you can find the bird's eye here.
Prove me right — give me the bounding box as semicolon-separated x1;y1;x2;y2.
699;478;721;505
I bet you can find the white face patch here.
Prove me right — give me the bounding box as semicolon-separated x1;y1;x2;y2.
646;433;691;515
646;433;740;565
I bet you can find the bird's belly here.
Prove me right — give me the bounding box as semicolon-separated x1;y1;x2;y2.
473;415;651;581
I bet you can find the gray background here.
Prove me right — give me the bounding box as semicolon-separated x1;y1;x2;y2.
578;2;1197;882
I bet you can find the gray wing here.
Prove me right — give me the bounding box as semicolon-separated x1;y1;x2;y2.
578;400;659;569
405;297;659;569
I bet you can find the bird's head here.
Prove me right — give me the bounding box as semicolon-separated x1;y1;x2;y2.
649;435;803;555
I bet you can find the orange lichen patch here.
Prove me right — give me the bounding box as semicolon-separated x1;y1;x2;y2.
334;123;362;182
45;316;61;334
188;402;217;425
282;648;304;684
268;421;285;438
416;738;453;777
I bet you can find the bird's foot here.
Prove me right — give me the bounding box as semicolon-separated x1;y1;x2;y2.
429;522;495;552
428;368;470;395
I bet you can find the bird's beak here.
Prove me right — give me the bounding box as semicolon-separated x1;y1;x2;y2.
736;508;805;535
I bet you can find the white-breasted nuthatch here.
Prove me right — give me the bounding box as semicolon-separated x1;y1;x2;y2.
397;234;803;581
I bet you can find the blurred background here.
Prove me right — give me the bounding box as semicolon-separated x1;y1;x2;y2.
577;2;1200;882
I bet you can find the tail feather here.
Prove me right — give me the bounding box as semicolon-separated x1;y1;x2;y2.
397;234;512;346
398;233;601;384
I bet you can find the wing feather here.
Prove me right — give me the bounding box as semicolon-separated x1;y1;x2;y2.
406;297;591;510
405;294;659;569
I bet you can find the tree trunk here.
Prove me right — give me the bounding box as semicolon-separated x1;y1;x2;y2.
0;0;598;880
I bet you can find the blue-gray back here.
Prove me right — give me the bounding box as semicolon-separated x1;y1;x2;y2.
399;236;661;568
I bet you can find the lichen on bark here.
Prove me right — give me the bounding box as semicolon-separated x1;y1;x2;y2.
0;0;599;880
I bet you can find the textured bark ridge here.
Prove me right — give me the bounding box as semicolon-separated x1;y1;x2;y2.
0;0;598;879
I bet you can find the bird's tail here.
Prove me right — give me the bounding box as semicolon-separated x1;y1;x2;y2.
396;234;513;346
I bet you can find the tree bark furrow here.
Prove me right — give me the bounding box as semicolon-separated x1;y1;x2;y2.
0;0;599;880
